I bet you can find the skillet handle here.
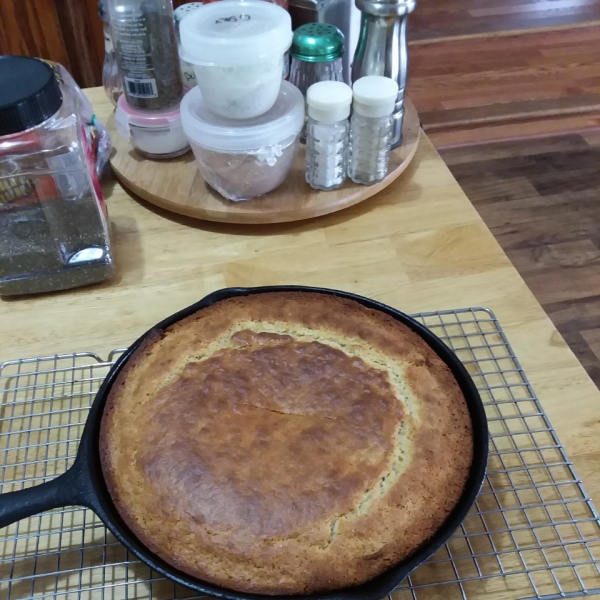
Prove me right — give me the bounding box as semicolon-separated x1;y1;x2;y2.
0;458;93;529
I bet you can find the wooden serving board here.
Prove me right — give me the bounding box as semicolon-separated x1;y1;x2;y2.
107;98;420;224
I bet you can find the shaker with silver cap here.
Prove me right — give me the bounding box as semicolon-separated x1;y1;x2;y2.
351;0;416;149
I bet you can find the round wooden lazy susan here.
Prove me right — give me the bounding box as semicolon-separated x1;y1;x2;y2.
108;97;420;225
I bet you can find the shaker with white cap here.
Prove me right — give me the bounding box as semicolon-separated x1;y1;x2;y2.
305;81;352;191
349;76;399;185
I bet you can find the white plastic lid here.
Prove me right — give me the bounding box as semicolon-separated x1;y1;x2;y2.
179;0;292;66
115;95;182;137
306;81;352;124
352;76;399;118
180;80;304;152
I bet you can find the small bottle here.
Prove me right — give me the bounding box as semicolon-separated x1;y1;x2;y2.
98;0;122;106
349;76;399;185
108;0;183;111
290;23;345;142
305;81;352;191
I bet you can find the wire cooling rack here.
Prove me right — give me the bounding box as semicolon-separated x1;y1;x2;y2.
1;307;600;600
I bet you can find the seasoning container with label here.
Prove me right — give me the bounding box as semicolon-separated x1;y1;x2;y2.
349;75;398;185
173;2;204;92
181;80;304;201
107;0;183;111
179;0;292;119
0;56;114;296
305;81;352;191
116;95;189;159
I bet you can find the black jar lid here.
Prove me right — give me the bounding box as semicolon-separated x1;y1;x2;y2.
0;56;63;137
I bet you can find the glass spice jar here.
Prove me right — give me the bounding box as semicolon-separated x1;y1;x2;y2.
289;23;345;97
0;56;114;296
108;0;183;111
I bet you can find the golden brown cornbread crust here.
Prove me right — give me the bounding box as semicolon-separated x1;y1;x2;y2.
100;292;473;595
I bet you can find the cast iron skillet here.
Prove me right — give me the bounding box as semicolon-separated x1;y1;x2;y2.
0;286;489;600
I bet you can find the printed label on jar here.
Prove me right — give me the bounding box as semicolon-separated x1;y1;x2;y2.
124;77;158;99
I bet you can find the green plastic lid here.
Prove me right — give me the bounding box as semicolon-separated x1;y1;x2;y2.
291;23;345;63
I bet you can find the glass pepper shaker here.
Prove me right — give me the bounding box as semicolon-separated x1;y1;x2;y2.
290;23;345;142
349;76;399;185
290;23;345;97
98;0;122;106
305;81;352;191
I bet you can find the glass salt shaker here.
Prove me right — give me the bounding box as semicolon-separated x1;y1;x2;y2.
107;0;183;111
305;81;352;191
349;76;399;185
98;0;122;106
289;23;345;97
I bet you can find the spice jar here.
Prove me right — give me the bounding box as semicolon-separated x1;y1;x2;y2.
115;95;189;159
349;76;398;185
305;81;352;191
179;0;292;119
290;23;345;97
0;56;114;296
108;0;183;111
181;80;304;201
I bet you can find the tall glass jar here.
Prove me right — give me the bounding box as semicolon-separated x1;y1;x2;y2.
107;0;183;111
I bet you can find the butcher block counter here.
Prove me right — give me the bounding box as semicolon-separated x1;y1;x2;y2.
0;88;599;600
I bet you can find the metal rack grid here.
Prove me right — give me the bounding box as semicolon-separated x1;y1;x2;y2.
1;307;599;600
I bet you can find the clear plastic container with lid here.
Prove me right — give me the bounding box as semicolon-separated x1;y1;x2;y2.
179;0;292;119
115;95;189;159
180;80;304;201
0;56;114;296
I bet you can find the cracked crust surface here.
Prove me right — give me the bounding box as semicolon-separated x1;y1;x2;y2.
100;292;473;595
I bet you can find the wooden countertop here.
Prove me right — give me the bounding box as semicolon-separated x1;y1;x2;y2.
1;87;599;596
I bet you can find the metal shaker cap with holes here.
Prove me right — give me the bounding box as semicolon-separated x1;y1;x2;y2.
291;23;345;62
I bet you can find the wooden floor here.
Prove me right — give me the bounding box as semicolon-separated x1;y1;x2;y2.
408;26;600;147
409;0;600;41
440;133;600;388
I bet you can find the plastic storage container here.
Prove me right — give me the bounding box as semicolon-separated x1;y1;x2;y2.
115;95;189;159
179;0;292;119
0;56;114;296
181;81;304;201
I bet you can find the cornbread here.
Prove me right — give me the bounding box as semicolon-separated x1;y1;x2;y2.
100;292;473;595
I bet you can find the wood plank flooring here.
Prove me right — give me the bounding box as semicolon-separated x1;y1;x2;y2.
409;0;600;41
440;134;600;388
408;25;600;147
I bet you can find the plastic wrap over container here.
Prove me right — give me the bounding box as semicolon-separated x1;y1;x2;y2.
180;81;304;201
